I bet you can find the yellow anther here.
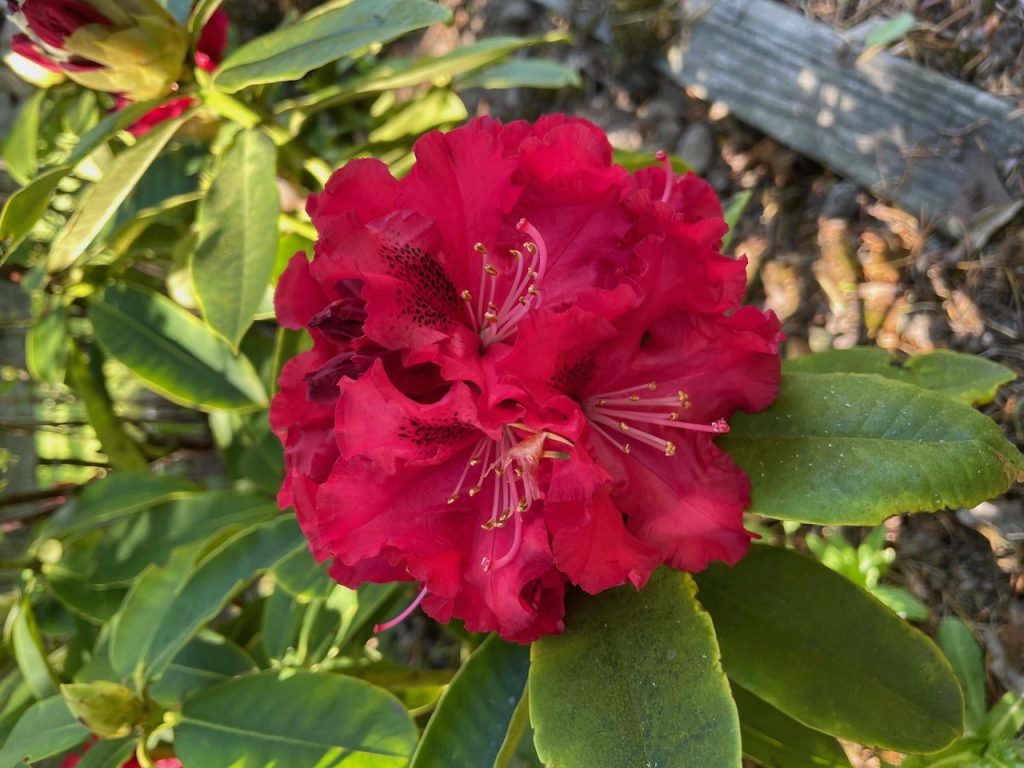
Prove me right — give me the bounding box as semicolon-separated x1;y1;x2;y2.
618;421;629;431
468;485;481;497
524;242;537;255
447;493;460;504
517;498;529;512
474;243;488;254
665;441;677;457
460;289;472;301
484;264;499;276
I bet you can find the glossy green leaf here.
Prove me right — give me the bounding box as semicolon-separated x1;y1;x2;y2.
192;129;279;349
212;0;451;92
457;59;581;89
531;569;741;768
864;12;917;47
91;283;268;411
87;493;277;586
0;670;33;743
67;344;148;472
48;113;189;271
260;587;306;661
412;634;530;768
111;516;303;684
109;545;200;682
74;738;135;768
369;89;467;143
0;696;89;768
34;471;195;542
784;348;1015;405
11;600;58;700
695;545;963;752
3;91;43;184
150;631;257;707
937;618;986;734
175;669;417;767
272;543;334;601
25;302;67;385
43;571;126;624
0;166;66;259
732;683;850;768
612;148;691;174
276;33;568;115
722;373;1024;525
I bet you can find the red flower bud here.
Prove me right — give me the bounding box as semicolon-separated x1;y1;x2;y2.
14;0;110;48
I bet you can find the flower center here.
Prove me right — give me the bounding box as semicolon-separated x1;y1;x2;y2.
583;382;729;457
447;423;572;572
459;218;549;348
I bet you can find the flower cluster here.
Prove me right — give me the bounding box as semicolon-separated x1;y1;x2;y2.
271;116;781;643
4;0;227;134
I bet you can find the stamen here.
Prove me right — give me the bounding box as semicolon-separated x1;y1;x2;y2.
374;585;428;633
655;150;673;204
585;384;730;456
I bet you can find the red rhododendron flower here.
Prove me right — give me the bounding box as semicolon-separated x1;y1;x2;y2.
271;116;781;642
61;738;180;768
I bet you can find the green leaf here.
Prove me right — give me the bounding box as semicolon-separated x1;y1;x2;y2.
43;571;126;624
67;343;148;472
694;545;963;752
192;129;280;349
982;692;1024;741
260;587;306;661
74;738;135;768
110;516;304;684
87;492;278;586
25;301;67;386
783;348;1016;405
864;12;917;47
149;631;257;707
612;148;690;174
272;543;334;601
457;59;581;90
11;599;58;700
368;89;467;144
937;618;986;734
721;372;1024;525
733;683;850;768
90;282;268;411
212;0;451;93
34;471;195;542
175;669;417;767
0;166;66;259
530;568;741;768
0;696;89;768
2;90;43;186
276;33;568;116
412;634;530;768
722;189;753;252
48;113;190;271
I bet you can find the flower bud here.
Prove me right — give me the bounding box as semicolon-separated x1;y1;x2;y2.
6;0;189;100
59;681;145;739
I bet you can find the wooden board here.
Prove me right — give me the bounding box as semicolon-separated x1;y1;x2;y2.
664;0;1024;236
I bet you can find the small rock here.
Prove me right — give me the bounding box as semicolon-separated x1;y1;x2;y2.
821;180;860;220
674;122;714;175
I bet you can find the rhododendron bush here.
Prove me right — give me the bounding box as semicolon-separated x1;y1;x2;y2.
1;2;1022;767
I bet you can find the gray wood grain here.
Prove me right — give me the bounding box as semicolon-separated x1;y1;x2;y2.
665;0;1024;234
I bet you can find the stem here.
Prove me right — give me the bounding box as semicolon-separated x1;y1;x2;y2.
295;599;324;666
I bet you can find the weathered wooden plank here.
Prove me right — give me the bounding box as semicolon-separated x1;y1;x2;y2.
665;0;1024;235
